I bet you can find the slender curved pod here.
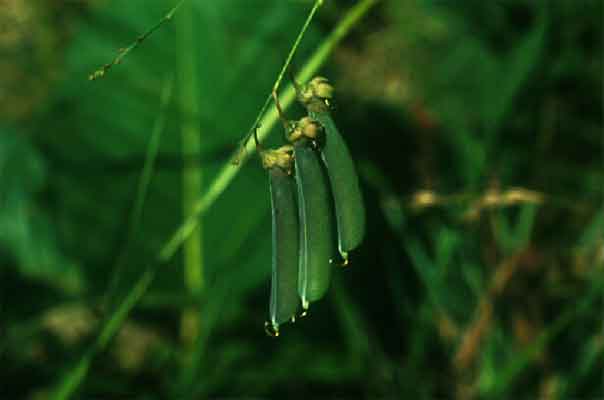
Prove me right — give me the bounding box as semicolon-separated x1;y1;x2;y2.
263;147;300;335
268;168;299;332
298;77;366;262
311;111;365;261
294;140;335;309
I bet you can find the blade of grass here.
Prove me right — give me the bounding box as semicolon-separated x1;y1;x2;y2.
556;334;604;398
176;0;204;347
51;77;173;400
89;0;187;80
100;76;174;313
487;277;604;398
491;203;538;255
51;266;156;400
331;276;372;375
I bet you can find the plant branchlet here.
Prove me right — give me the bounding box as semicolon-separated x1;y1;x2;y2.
272;90;292;134
89;0;187;80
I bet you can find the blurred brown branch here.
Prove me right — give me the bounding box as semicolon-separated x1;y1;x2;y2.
408;186;596;219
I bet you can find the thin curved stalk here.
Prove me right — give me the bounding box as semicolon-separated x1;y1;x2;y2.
89;0;187;80
100;77;173;313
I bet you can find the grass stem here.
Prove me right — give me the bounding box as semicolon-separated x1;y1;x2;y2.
177;0;204;347
89;0;187;80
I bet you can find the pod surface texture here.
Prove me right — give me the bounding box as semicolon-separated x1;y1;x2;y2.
294;142;334;308
310;111;365;258
269;168;300;326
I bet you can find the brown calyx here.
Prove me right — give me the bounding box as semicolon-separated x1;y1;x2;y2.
287;117;323;143
297;76;334;113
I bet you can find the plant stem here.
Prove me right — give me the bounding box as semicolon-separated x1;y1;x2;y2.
100;77;173;313
51;266;156;400
176;0;204;346
51;76;173;400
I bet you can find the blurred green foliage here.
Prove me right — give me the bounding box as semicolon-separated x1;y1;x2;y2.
1;0;602;399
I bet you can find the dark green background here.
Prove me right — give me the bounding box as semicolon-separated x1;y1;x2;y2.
1;0;602;398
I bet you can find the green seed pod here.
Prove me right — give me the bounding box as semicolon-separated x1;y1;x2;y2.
262;147;299;336
296;77;365;261
294;140;335;309
309;111;365;262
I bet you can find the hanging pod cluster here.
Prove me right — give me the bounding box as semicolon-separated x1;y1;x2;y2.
261;77;365;337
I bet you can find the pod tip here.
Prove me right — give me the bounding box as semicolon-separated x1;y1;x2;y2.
340;256;349;267
330;251;350;268
301;298;310;314
264;320;280;337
